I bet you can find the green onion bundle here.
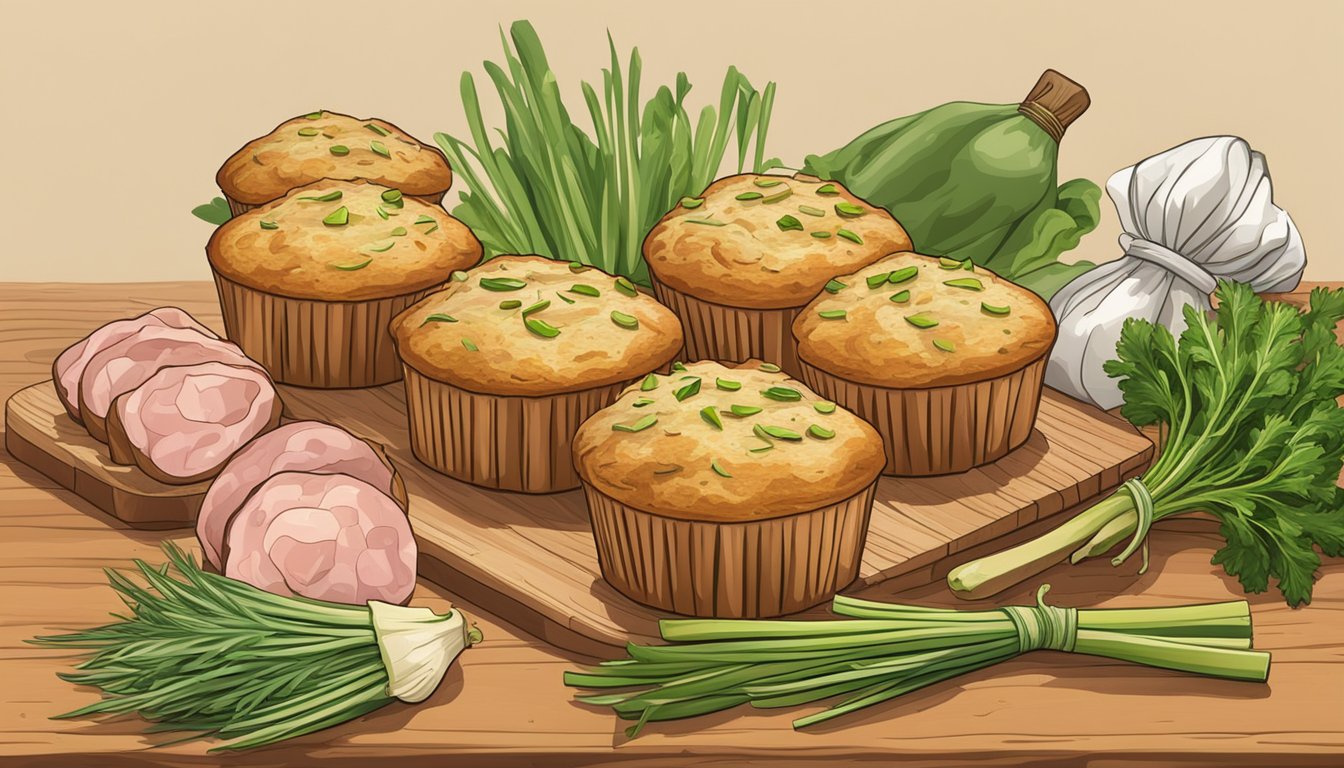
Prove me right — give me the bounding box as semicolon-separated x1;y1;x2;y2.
566;586;1269;736
31;544;480;751
435;20;779;285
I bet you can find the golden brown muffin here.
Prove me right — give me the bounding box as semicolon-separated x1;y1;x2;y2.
643;174;911;375
216;110;452;213
206;179;481;388
391;256;684;493
573;360;884;617
794;252;1057;476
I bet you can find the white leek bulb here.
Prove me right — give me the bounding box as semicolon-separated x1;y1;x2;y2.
370;601;482;703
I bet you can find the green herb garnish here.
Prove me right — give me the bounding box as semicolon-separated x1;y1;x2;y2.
522;300;550;317
715;378;741;391
735;191;763;201
259;220;278;230
866;272;892;289
329;145;350;156
390;226;407;236
304;111;323;119
365;123;390;136
700;407;723;430
981;302;1012;316
824;279;847;293
365;240;396;253
754;178;784;187
834;202;865;217
451;270;469;282
777;215;803;232
762;187;793;204
461;338;478;351
569;262;588;272
890;290;911;303
633;398;655;408
905;313;938;329
569;284;600;297
672;362;687;372
612;414;657;433
798;205;826;217
299;190;343;202
758;363;781;372
640;373;659;391
524;317;560;338
933;339;956;352
615;277;638;297
711;460;732;478
684;218;728;227
480;277;527;291
421;313;457;325
816;183;840;196
814;401;836;414
811;232;832;239
888;266;919;284
680;196;705;209
762;386;801;402
611;310;639;330
370;141;390;158
376;206;390;220
944;277;984;291
836;229;862;245
331;257;372;271
674;378;701;401
818;309;847;320
423;224;439;234
322;207;349;226
498;300;522;310
808;424;836;440
938;257;963;270
297;127;320;137
730;404;763;417
759;425;802;441
556;292;575;304
380;189;403;204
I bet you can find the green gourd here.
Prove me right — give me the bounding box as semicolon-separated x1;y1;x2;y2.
803;70;1101;299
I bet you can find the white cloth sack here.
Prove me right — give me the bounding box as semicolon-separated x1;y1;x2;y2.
1046;136;1305;409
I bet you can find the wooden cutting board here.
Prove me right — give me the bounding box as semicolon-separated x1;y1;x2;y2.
6;379;1152;655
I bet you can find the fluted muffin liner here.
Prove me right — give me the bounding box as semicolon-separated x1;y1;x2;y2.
799;355;1048;476
223;190;447;219
584;481;878;618
651;278;805;377
213;273;441;388
402;367;627;493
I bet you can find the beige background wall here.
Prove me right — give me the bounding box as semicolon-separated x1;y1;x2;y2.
1;0;1339;283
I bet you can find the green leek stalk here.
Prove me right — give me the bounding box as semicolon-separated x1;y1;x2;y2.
566;587;1269;735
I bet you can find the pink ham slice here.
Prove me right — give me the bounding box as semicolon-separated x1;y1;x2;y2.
52;307;216;423
105;362;282;486
221;471;417;605
78;325;260;443
196;421;404;569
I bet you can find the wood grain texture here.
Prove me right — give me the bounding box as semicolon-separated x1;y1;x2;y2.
0;281;1340;768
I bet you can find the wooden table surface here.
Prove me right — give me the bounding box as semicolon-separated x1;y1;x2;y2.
1;282;1341;768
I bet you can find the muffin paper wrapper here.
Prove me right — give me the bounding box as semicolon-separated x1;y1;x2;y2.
584;482;877;618
652;277;804;377
213;273;440;388
402;367;627;493
799;356;1047;476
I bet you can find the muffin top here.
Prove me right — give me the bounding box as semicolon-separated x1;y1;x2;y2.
643;174;912;309
572;361;885;522
206;180;481;301
392;256;683;396
217;110;452;205
793;252;1056;388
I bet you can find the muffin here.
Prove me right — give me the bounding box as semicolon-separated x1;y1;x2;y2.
207;179;481;388
216;110;452;215
573;361;885;617
643;174;912;376
793;252;1056;476
391;255;683;493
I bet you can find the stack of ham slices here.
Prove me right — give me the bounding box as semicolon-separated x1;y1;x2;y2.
196;421;418;605
54;307;282;484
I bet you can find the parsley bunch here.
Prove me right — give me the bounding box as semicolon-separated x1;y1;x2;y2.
950;282;1344;606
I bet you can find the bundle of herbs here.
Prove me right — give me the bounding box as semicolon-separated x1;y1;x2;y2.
950;283;1344;605
31;544;481;751
567;586;1268;735
434;20;779;285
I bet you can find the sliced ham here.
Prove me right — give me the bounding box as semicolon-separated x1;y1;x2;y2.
52;307;216;423
78;325;260;442
196;421;405;568
105;362;282;485
221;471;417;605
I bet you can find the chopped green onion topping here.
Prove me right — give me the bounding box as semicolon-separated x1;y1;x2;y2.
259;220;278;230
981;302;1012;316
672;362;686;372
297;127;320;137
760;425;803;441
808;424;836;440
762;386;802;402
414;215;436;225
749;443;774;453
329;145;349;156
711;460;732;478
556;292;575;304
674;378;701;402
776;215;804;232
890;290;911;303
700;407;723;430
798;204;826;217
866;272;892;289
837;229;863;245
322;207;349;226
331;257;371;271
824;279;847;293
654;465;682;474
461;338;478;351
613;414;657;433
569;262;588;272
816;183;840;196
522;300;550;317
944;277;984;291
762;187;793;204
934;339;956;353
421;314;457;326
365;123;390;136
365;240;395;253
370;140;390;158
888;266;919;284
819;309;847;320
754;178;784;188
524;317;560;338
569;283;600;297
304;111;323;120
938;257;964;270
451;270;469;282
615;277;638;297
963;259;976;271
480;277;527;291
758;362;781;373
731;404;764;417
811;231;832;239
424;224;438;234
753;424;773;442
715;378;741;391
814;401;837;414
633;397;655;408
299;190;343;202
834;202;865;217
735;191;763;201
640;373;659;391
905;313;939;329
499;300;523;310
611;310;639;330
390;226;407;236
381;189;403;204
685;218;727;227
376;206;389;220
679;196;704;209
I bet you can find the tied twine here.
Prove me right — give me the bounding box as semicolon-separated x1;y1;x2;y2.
1017;101;1065;143
1112;477;1155;575
1122;236;1219;295
1000;585;1078;653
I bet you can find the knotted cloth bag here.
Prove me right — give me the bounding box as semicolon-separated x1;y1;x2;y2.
1045;136;1305;409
